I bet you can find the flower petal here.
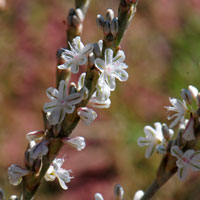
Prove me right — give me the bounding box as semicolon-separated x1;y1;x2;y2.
113;68;128;82
46;87;59;101
81;44;94;56
105;48;113;65
145;143;155;158
66;93;82;105
113;50;125;63
95;58;105;72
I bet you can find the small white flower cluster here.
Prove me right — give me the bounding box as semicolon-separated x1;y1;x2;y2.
137;85;200;181
43;36;129;127
8;130;86;189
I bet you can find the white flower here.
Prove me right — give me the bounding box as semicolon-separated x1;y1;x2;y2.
94;193;104;200
89;94;111;109
171;146;200;180
133;190;144;200
77;107;97;125
182;117;195;141
45;158;73;190
8;164;29;186
95;48;128;91
29;139;49;160
138;122;173;158
165;97;187;128
58;36;93;74
43;80;82;125
62;136;86;151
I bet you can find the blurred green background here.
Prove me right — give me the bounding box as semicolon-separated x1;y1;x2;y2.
0;0;200;199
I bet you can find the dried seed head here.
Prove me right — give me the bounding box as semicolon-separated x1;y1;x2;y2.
106;9;114;21
96;14;104;28
162;123;171;141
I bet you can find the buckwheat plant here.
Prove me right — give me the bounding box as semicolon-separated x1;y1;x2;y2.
5;0;139;199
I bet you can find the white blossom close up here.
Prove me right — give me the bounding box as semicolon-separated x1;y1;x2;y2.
165;97;187;128
138;122;173;158
95;48;128;91
45;158;73;190
58;36;93;74
171;146;200;180
43;80;82;125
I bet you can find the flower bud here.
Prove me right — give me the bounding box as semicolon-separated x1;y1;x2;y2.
103;21;110;35
93;43;101;57
110;18;119;37
106;9;114;21
181;89;192;105
69;82;77;94
94;193;104;200
0;188;5;200
75;8;84;22
114;184;124;199
162;123;173;141
133;190;144;200
96;14;104;28
9;195;18;200
62;136;86;151
77;107;97;125
188;85;198;99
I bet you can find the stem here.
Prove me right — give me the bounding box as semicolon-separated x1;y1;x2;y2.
140;180;160;200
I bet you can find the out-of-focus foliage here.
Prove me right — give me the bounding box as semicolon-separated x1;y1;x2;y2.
0;0;200;199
